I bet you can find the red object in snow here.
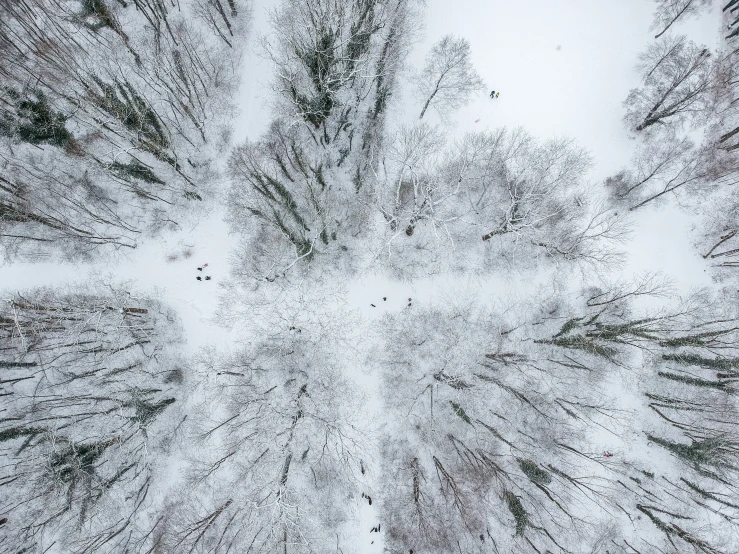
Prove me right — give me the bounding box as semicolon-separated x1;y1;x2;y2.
603;452;613;458
202;263;209;268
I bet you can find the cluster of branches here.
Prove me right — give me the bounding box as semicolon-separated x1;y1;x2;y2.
0;284;185;554
228;4;628;281
377;293;630;553
609;2;739;284
150;327;369;553
693;3;739;271
542;285;739;553
372;126;629;274
650;0;714;39
415;34;485;120
0;0;248;260
375;277;739;553
228;0;417;280
265;0;411;133
609;33;714;212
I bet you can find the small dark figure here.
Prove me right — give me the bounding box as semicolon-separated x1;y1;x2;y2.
367;495;372;505
205;276;211;281
370;303;376;307
361;461;366;474
196;276;202;281
383;297;387;301
603;451;613;458
480;534;484;541
407;303;411;307
370;527;376;533
378;524;381;532
408;297;412;301
197;267;203;271
490;90;495;98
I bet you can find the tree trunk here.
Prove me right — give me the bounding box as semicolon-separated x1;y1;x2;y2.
654;1;693;39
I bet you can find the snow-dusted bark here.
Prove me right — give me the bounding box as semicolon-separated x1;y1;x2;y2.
0;0;249;260
623;35;713;133
650;0;714;39
155;329;369;553
376;283;739;554
0;284;185;553
373;126;629;273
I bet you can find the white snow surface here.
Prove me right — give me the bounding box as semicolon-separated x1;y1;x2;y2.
0;1;725;551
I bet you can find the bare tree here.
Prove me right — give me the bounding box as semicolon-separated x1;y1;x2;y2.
469;130;628;267
623;34;713;132
374;123;450;237
228;121;324;261
604;130;710;210
698;187;739;271
369;127;630;278
374;279;739;554
156;333;370;553
0;0;248;260
228;0;417;278
584;271;674;307
651;0;714;39
416;35;485;120
0;284;185;553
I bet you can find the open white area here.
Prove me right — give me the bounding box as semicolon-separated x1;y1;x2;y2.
231;0;281;142
397;0;723;180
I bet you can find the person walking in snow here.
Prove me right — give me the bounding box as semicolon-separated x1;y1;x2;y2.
490;90;495;98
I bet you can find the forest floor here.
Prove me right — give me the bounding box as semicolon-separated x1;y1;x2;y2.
0;0;725;551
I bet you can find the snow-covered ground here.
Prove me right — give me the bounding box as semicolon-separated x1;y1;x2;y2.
0;1;725;551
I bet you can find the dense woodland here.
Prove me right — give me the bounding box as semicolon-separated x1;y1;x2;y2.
2;0;739;553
